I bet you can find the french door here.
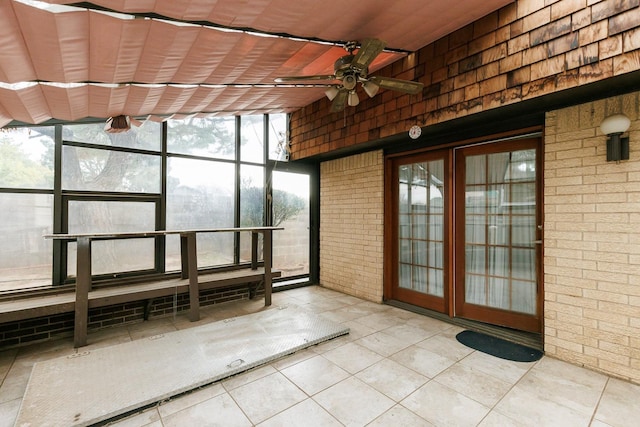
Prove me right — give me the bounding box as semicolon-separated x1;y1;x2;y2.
386;137;542;333
386;150;450;313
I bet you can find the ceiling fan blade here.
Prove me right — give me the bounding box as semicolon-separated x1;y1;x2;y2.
330;89;348;112
369;76;424;94
274;75;336;82
351;38;386;73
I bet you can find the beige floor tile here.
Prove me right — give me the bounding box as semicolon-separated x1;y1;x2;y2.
0;349;17;381
158;383;226;418
594;378;640;427
415;332;475;362
0;398;20;427
162;393;252;427
355;358;429;401
228;372;306;424
0;370;29;404
313;377;395;426
332;294;366;306
401;380;490;426
368;404;434;426
477;411;528;426
257;398;342;427
280;354;349;395
383;322;443;345
352;312;404;332
493;382;593;427
340;319;379;340
459;350;535;384
355;330;412;357
322;341;383;374
516;357;607;416
434;362;513;407
390;344;456;378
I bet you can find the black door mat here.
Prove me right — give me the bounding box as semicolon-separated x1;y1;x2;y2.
456;330;543;362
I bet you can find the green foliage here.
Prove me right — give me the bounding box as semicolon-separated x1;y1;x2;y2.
0;130;54;188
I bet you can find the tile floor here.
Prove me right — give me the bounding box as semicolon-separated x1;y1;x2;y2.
1;285;640;427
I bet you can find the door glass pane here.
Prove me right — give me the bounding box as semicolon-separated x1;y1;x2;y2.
464;149;537;314
398;160;444;297
271;171;310;279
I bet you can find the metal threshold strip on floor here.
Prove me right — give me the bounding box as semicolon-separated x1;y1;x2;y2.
15;305;349;427
386;300;543;350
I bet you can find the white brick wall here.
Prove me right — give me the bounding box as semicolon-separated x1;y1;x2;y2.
544;91;640;383
319;150;384;302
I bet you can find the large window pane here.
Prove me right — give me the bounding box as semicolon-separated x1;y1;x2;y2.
63;122;161;151
241;115;264;163
167;117;235;160
0;127;54;189
268;113;288;161
62;146;161;193
166;158;235;270
67;200;156;277
0;193;53;291
239;165;264;263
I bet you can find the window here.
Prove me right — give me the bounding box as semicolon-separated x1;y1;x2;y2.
0;114;308;292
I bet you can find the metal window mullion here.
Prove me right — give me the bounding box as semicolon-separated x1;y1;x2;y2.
234;116;241;264
52;124;65;285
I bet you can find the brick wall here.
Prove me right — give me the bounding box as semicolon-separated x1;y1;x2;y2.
544;91;640;382
0;286;251;348
289;0;640;160
319;151;384;302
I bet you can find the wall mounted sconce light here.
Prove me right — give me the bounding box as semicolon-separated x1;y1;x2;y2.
600;113;631;162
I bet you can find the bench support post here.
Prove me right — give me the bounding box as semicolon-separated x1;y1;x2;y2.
263;230;272;306
251;231;258;270
74;237;91;347
183;232;200;322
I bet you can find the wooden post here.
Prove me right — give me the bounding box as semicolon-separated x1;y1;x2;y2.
263;230;272;306
184;232;200;322
179;234;189;279
251;231;258;270
74;237;91;347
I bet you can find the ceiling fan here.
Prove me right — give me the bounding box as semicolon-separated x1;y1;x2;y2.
275;39;424;112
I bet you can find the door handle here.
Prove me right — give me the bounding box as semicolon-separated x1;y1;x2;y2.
533;240;543;244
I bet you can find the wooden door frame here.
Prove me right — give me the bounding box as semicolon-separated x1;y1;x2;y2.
384;128;544;334
453;137;543;333
384;149;452;313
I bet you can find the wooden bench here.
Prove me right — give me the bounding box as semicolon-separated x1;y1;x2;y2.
0;227;282;347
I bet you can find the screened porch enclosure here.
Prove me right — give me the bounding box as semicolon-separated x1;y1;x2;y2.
0;114;312;292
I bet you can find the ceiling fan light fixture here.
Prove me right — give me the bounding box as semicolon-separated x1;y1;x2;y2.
348;91;360;107
362;81;379;98
325;86;340;101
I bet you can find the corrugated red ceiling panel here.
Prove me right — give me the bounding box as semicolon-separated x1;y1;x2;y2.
0;0;513;126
